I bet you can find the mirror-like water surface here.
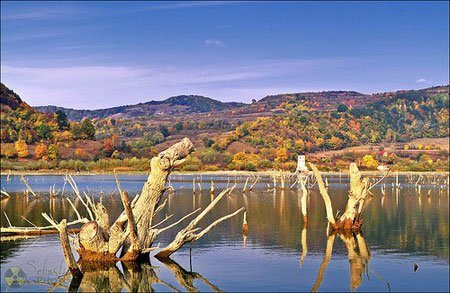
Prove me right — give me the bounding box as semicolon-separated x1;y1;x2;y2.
1;174;449;292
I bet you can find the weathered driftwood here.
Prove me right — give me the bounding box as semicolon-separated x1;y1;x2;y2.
59;219;83;278
1;189;10;198
1;226;82;235
242;177;250;193
1;199;88;235
156;187;244;258
210;180;215;199
248;176;259;191
21;175;38;197
41;215;83;279
31;137;242;268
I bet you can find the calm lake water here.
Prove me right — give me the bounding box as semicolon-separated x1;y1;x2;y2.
0;173;449;292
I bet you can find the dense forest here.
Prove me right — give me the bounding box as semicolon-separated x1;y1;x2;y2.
1;82;448;172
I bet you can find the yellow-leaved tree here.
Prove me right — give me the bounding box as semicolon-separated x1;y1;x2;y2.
362;154;379;169
14;140;29;158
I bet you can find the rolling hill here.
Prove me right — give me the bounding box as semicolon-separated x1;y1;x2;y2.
1;82;448;172
36;95;247;121
1;83;33;111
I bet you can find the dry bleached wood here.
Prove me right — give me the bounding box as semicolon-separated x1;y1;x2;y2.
41;215;83;278
1;197;88;235
59;219;83;278
71;138;196;261
21;175;38;197
156;186;244;258
309;163;336;225
44;137;243;265
298;174;308;224
6;138;246;268
309;162;386;231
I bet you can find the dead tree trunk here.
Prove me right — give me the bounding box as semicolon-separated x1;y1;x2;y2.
74;138;195;262
298;174;308;224
11;138;246;269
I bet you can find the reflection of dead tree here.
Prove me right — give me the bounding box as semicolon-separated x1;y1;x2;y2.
311;233;336;292
158;257;222;292
52;260;181;293
48;270;71;292
300;226;307;267
121;261;180;292
309;163;388;231
75;261;130;292
311;231;371;292
340;232;371;290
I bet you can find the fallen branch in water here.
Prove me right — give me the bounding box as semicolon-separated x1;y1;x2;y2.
156;186;244;258
21;175;38;197
1;200;88;235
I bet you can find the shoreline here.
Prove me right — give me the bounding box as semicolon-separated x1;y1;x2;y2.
1;170;449;176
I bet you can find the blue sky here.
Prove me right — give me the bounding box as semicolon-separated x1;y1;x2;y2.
1;1;449;109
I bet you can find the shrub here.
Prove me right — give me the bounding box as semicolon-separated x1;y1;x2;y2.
1;144;17;158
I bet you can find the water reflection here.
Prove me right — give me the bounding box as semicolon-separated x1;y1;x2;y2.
1;174;449;291
48;256;221;292
309;231;371;292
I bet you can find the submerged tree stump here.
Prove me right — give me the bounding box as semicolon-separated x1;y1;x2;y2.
75;137;195;262
309;162;385;231
36;136;244;280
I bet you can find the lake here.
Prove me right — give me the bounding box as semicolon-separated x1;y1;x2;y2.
1;173;449;292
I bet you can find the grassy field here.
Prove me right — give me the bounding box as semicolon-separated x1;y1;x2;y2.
310;137;449;158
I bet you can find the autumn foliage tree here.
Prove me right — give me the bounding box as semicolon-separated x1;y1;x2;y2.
14;139;29;158
81;118;96;140
1;144;17;158
361;154;379;169
35;143;48;160
75;148;86;160
47;144;59;160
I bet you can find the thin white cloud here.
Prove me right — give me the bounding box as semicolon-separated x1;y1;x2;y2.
416;78;427;83
1;57;362;109
131;1;236;12
1;5;91;20
2;30;67;43
204;39;225;47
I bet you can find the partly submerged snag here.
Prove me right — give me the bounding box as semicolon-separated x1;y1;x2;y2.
309;162;388;231
36;138;244;273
